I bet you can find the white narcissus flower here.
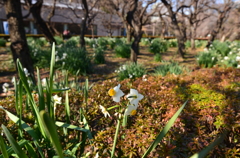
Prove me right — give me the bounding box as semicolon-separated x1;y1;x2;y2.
42;78;47;86
2;83;9;93
108;84;124;102
124;105;138;116
99;105;110;118
23;68;30;77
126;89;144;107
53;95;62;104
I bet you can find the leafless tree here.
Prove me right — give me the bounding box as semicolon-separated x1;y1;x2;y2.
23;0;56;43
206;0;233;48
100;0;158;62
3;0;35;82
59;0;99;48
160;0;190;58
181;0;211;50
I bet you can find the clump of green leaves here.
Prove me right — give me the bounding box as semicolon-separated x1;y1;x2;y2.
97;37;108;50
114;44;131;58
54;36;64;45
93;47;105;64
154;53;162;62
0;38;6;47
149;39;168;54
154;61;189;76
56;47;92;75
115;62;146;81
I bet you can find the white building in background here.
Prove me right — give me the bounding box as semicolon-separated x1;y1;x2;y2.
0;0;124;36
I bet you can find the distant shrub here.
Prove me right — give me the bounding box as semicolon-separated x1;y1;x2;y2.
212;40;230;57
197;49;218;68
168;39;178;47
114;44;131;58
93;47;105;64
54;36;64;45
64;38;78;48
97;37;108;50
28;45;51;68
141;38;151;46
154;61;189;76
154;53;162;62
115;62;146;81
0;38;6;47
59;47;92;75
149;39;168;54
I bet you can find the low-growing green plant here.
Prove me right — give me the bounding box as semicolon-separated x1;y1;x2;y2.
168;39;178;47
93;47;105;64
154;53;162;62
64;38;78;48
212;40;230;57
141;38;151;46
0;38;7;47
154;61;189;76
149;39;168;54
54;36;64;45
28;44;51;68
197;50;218;68
114;44;131;58
115;62;146;81
97;37;108;50
57;47;92;75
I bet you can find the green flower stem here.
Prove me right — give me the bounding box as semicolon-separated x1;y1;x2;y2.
111;119;121;158
107;105;120;111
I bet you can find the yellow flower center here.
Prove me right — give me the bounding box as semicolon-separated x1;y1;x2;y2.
108;89;116;96
131;110;137;115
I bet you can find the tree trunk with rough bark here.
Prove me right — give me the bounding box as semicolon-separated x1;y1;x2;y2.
79;0;89;48
131;31;142;63
4;0;35;82
30;0;56;43
190;24;196;50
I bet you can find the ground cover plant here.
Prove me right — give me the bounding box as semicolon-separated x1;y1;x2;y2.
0;38;239;157
197;40;240;68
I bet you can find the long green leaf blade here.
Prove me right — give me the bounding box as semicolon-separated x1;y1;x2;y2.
190;131;228;158
142;100;188;158
55;121;92;139
40;111;63;158
1;125;28;158
0;134;9;158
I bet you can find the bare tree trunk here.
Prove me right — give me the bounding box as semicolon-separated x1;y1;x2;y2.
4;0;35;82
126;25;133;44
161;0;185;58
190;25;196;50
131;30;142;63
30;0;56;43
206;4;232;48
79;0;89;48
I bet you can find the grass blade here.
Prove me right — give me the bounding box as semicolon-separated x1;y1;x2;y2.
0;134;9;158
142;100;188;158
40;110;63;158
55;121;92;139
1;125;28;158
190;131;228;158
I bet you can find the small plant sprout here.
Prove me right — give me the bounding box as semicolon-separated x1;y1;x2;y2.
108;84;124;102
126;89;144;107
99;105;110;118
